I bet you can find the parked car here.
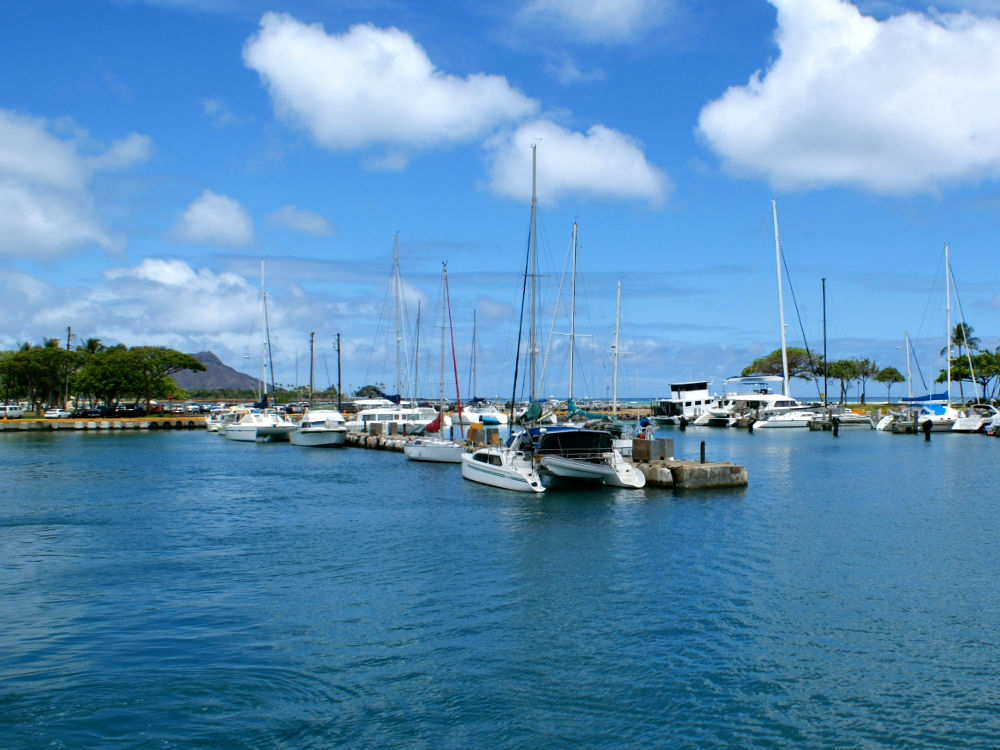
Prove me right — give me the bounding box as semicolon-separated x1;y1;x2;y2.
44;408;72;419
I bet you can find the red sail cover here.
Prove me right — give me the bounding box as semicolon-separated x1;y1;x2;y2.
424;413;441;433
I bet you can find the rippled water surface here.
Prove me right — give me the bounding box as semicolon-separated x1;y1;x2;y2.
2;428;999;748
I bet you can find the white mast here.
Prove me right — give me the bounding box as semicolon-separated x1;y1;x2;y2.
259;260;267;400
772;199;790;397
568;221;577;402
393;233;402;398
945;242;951;405
529;144;538;405
471;309;477;398
612;280;622;420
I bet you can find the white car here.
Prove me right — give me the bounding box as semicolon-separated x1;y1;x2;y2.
44;408;72;419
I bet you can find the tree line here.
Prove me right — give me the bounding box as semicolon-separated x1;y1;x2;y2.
742;323;1000;404
0;337;205;412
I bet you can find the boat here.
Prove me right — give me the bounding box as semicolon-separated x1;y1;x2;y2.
650;381;715;425
459;312;508;427
952;404;1000;433
693;375;805;427
916;403;961;432
461;144;545;493
532;425;645;488
290;407;347;446
222;408;296;442
344;400;444;435
808;406;875;430
405;262;465;463
461;440;545;493
752;408;821;429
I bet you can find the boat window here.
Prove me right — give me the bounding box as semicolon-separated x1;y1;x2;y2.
474;453;490;464
488;455;502;466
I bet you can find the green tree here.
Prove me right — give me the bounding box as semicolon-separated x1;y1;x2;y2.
855;358;879;404
875;366;904;403
826;359;860;404
941;322;980;401
741;347;819;380
130;347;206;408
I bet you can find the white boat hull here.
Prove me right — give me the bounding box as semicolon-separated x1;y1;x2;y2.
404;438;464;463
539;454;645;488
461;450;544;493
222;425;258;442
290;427;347;447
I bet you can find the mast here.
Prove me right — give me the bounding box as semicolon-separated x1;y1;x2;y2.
309;331;315;405
393;233;402;399
444;266;464;439
905;331;913;398
262;268;276;401
612;281;622;420
471;309;477;398
568;221;577;403
414;301;421;401
945;242;951;405
771;200;790;397
439;264;446;414
822;278;827;408
259;260;266;401
336;333;342;412
529;144;538;406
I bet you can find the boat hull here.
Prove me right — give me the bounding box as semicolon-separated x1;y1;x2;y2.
460;451;544;493
404;438;463;463
290;428;347;447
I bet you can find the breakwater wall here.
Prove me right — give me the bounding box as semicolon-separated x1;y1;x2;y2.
0;417;206;431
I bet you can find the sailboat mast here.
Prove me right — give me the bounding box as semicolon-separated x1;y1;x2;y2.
414;301;421;401
471;309;477;398
905;331;913;398
529;144;538;405
822;278;827;408
336;333;342;412
309;331;315;405
569;221;577;402
945;242;951;405
393;233;402;398
772;199;790;397
612;281;621;420
259;260;266;400
439;264;446;412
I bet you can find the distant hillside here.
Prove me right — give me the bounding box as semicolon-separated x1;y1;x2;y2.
171;351;261;392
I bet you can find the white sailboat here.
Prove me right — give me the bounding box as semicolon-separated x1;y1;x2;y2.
917;243;960;432
290;333;348;447
405;262;465;462
222;261;296;442
461;145;545;493
751;200;812;430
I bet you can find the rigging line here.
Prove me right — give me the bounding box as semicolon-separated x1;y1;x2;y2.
948;260;978;383
914;251;945;366
510;217;532;424
778;247;822;398
539;225;573;395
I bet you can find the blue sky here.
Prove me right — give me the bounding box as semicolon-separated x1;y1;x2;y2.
3;0;1000;401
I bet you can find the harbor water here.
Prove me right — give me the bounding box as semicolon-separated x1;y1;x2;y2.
2;428;999;748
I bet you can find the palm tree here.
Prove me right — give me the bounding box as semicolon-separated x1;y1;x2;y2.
942;322;980;401
76;338;105;354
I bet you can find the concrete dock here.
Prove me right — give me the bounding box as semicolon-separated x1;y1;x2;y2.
0;417;206;431
344;430;748;490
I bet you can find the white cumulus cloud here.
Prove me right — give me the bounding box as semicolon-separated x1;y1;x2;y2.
267;204;335;236
0;109;150;257
518;0;672;43
242;13;538;163
485;119;669;206
174;190;254;247
697;0;1000;193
